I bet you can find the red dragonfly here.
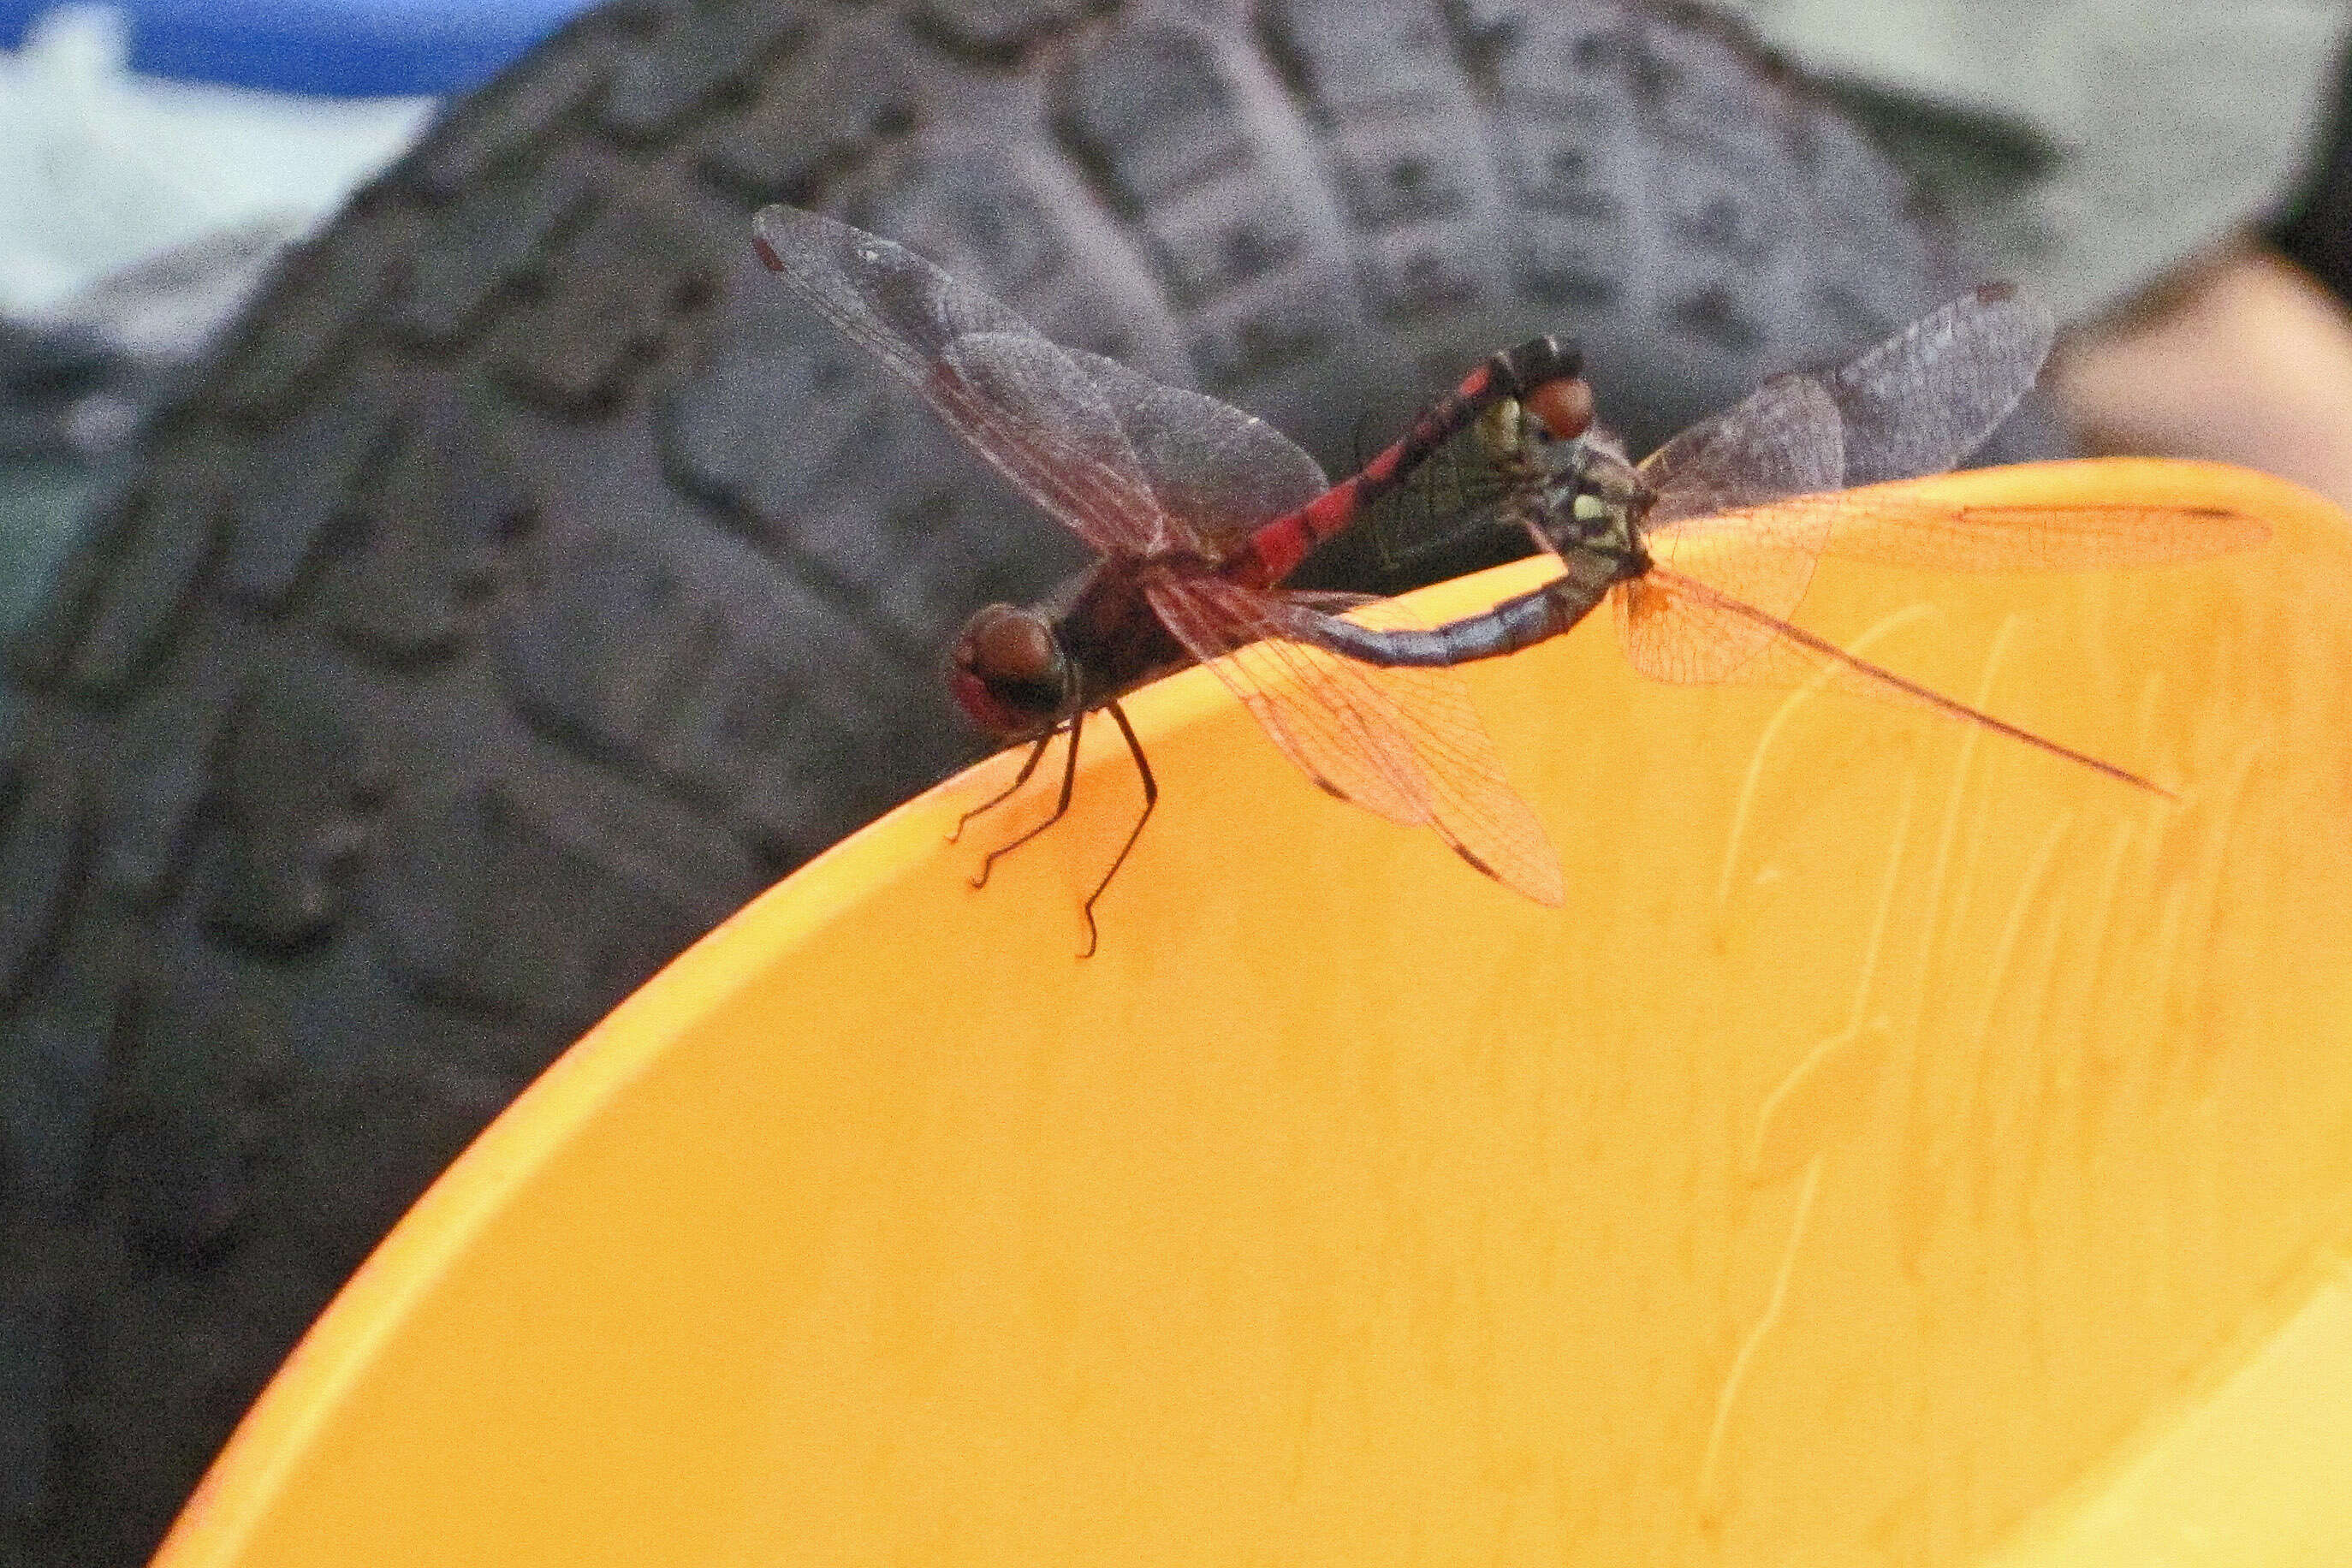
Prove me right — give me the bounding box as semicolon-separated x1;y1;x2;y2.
1306;284;2271;794
752;204;1582;950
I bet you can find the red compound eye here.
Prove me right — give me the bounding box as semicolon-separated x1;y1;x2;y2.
1526;377;1595;442
960;606;1058;685
949;606;1062;737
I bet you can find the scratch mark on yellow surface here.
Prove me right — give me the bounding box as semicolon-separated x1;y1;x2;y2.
1748;768;1918;1185
2156;738;2265;1088
1915;615;2021;1004
1716;603;1936;907
1929;810;2070;1242
1901;615;2021;1143
1749;1017;1893;1191
1968;814;2075;1079
2080;817;2140;1065
1699;1154;1824;1524
1993;866;2074;1199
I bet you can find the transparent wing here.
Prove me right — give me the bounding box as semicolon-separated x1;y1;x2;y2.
1617;487;2268;687
1614;567;2165;794
752;204;1173;554
1628;374;1843;674
1637;371;1844;529
1066;349;1332;547
1825;283;2055;487
1143;579;1564;905
1605;286;2103;683
1614;485;2266;701
1354;416;1530;573
1782;490;2272;571
1632;282;2055;543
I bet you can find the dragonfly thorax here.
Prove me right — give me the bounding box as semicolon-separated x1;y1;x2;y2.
950;603;1072;739
1527;432;1647;568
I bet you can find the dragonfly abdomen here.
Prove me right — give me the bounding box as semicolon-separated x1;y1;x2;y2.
1234;336;1589;589
1309;553;1630;668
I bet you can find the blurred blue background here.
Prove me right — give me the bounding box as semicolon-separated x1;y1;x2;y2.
0;0;594;95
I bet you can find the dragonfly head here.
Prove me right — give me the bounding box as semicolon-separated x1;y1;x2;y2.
1522;375;1594;444
1537;430;1647;561
950;604;1072;739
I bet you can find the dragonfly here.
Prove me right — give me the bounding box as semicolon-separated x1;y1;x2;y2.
1307;283;2272;795
752;204;1587;951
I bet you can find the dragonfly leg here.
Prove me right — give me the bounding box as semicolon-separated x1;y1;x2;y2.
1077;701;1158;959
971;708;1085;890
948;731;1054;843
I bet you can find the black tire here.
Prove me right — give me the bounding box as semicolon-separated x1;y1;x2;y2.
0;2;2045;1561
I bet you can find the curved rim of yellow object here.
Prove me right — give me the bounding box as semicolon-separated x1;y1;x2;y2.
157;456;2342;1565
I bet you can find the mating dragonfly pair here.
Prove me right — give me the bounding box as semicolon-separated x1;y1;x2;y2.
754;205;2266;954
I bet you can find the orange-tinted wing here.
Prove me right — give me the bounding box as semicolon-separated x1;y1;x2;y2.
1630;502;1838;681
1615;567;2170;795
1630;375;1842;680
1619;491;2269;682
1143;578;1565;906
1789;490;2272;571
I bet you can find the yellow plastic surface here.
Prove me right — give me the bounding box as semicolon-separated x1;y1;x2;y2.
157;460;2352;1567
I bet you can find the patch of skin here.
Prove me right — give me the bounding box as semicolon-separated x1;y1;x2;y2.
2057;242;2352;514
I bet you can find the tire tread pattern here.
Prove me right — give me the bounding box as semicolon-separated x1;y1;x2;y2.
0;3;2013;1561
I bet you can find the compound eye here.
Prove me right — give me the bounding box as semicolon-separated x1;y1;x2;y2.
959;606;1059;686
1525;377;1595;442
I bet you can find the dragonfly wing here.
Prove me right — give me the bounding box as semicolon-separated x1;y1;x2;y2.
1284;590;1385;613
1636;285;2054;529
1143;579;1565;905
1626;375;1842;674
1618;567;2166;794
752;205;1173;554
1826;283;2055;486
1636;371;1844;528
1354;417;1529;574
1616;486;2270;686
1616;569;1753;686
1066;349;1332;546
1775;490;2273;571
